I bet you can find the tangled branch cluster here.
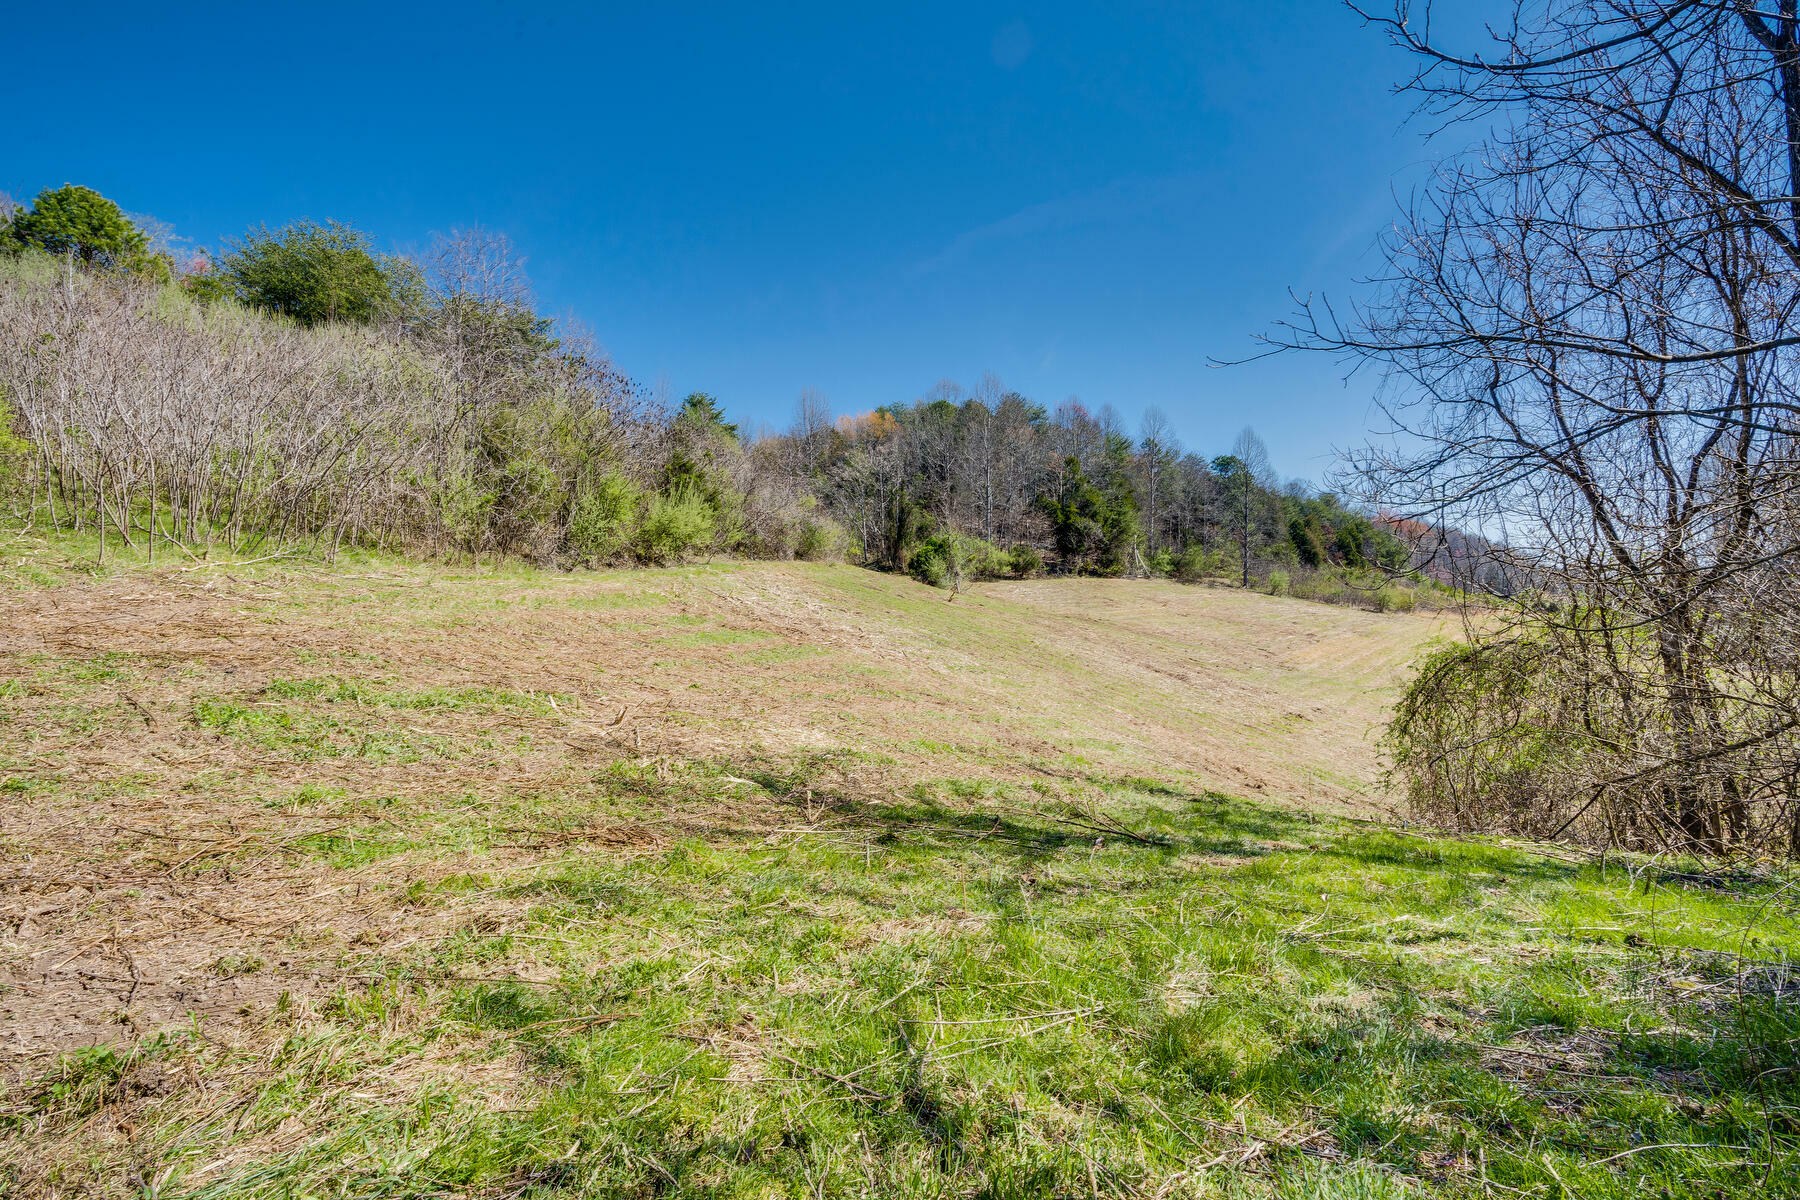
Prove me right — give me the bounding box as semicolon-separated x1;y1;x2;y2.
1317;3;1800;855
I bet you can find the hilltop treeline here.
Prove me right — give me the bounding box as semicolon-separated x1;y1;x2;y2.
0;185;1450;605
760;390;1445;604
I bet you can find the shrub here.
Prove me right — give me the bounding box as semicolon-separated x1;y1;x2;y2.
635;486;715;563
1172;546;1221;582
661;401;748;555
429;475;497;553
221;219;409;326
1266;569;1291;596
909;539;951;588
1374;585;1415;613
568;473;643;563
1386;638;1600;839
795;514;849;562
0;392;31;507
967;537;1010;579
1276;568;1440;614
1007;544;1043;578
709;486;748;553
490;455;566;558
1147;549;1175;576
1286;572;1331;602
908;533;1011;588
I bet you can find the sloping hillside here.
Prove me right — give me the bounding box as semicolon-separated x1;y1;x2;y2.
1;549;1791;1199
0;559;1440;1061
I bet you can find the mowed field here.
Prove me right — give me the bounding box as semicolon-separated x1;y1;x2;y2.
1;544;1794;1199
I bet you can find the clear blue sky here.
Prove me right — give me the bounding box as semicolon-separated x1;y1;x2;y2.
4;2;1475;483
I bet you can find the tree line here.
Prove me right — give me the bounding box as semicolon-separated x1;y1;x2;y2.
0;183;1446;608
759;383;1430;601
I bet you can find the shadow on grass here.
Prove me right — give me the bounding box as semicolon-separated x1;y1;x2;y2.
727;753;1321;867
1204;954;1800;1196
560;751;1800;1194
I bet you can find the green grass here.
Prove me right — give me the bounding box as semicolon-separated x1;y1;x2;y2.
189;693;466;762
262;675;570;712
1;538;1790;1196
9;762;1796;1197
183;676;566;763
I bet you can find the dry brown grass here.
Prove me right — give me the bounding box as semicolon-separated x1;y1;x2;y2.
0;557;1443;1093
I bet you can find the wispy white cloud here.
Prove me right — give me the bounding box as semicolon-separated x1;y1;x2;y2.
905;173;1205;280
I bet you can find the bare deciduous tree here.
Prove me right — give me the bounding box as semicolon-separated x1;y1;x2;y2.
793;388;832;475
1139;408;1179;554
0;244;658;563
0;261;448;559
1286;2;1800;854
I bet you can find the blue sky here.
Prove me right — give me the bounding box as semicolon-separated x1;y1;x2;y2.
4;2;1473;483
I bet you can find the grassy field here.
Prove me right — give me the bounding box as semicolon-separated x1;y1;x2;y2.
0;534;1795;1198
